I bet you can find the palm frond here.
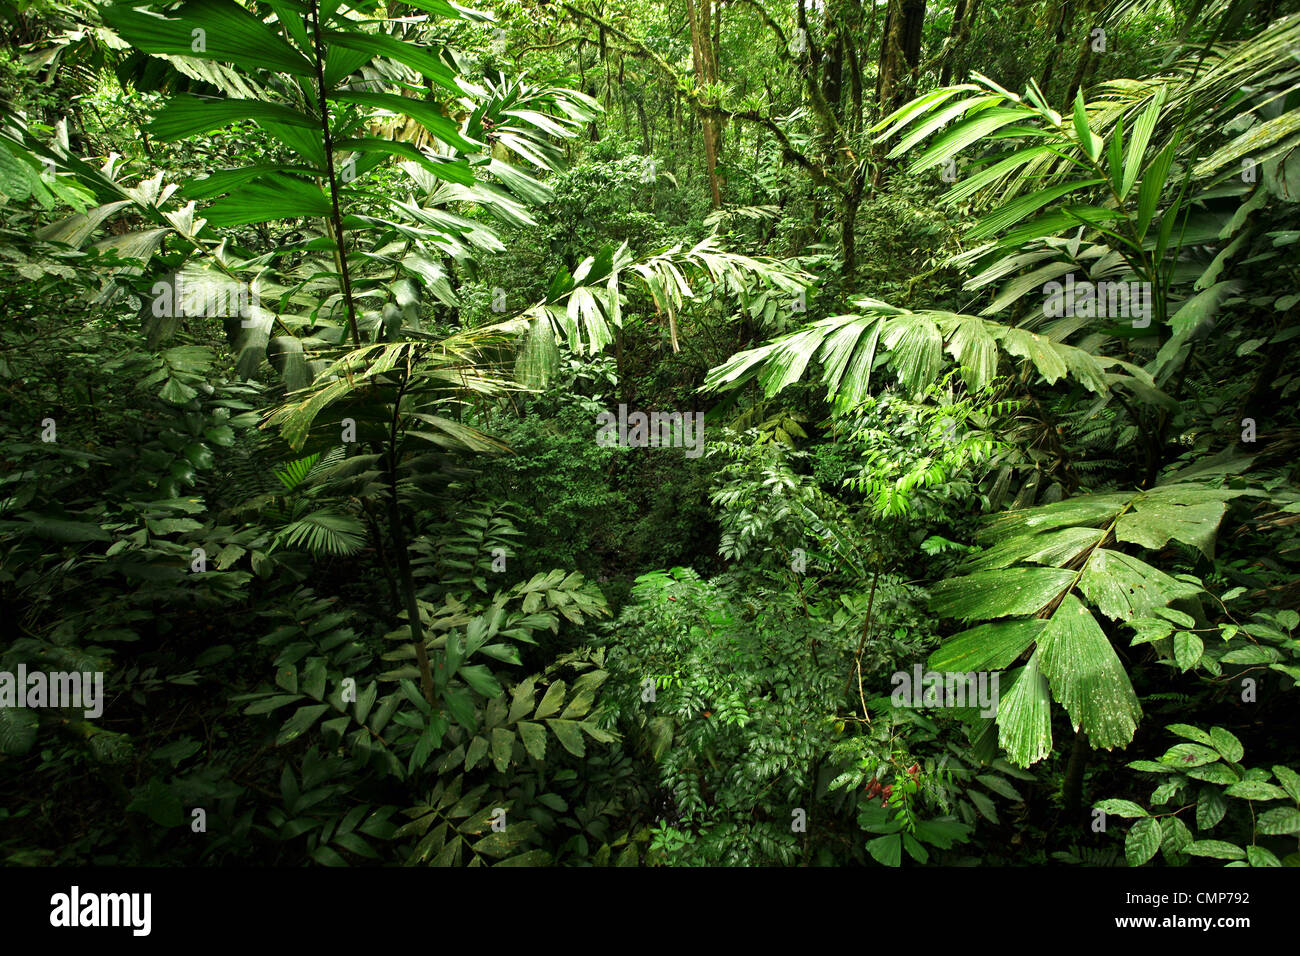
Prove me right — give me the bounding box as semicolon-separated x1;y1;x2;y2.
274;508;367;557
703;298;1136;412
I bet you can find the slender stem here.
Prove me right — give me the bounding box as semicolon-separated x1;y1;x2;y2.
309;0;361;348
1063;728;1090;816
384;350;436;706
360;497;401;609
844;563;880;721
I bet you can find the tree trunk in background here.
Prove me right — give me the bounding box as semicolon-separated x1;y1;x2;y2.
1041;0;1074;91
712;0;723;158
1065;18;1102;103
788;0;872;282
840;163;866;281
876;0;926;115
940;0;981;85
873;0;924;193
587;80;601;140
1063;729;1091;817
823;30;844;111
598;24;610;109
635;90;651;153
876;0;899;106
900;0;926;97
685;0;723;207
845;14;864;138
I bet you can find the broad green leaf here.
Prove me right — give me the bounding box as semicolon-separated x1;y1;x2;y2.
1072;92;1103;161
928;619;1045;672
980;493;1133;541
1116;486;1236;558
940;313;1000;390
35;199;133;247
1187;763;1240;785
1161;815;1193;863
516;721;545;760
866;833;902;867
507;677;536;724
330;91;479;154
1272;765;1300;802
968;789;998;823
1186;839;1245;860
1197;788;1227;829
997;653;1053;767
1079;548;1202;622
532;680;565;719
1152;280;1244;385
463;734;489;771
204;174;331;226
147;96;317;142
966;526;1103;572
471;821;535;859
1162;743;1221;768
1125;817;1162;866
1246;845;1281;867
1207;727;1244;764
930;567;1076;622
1257;807;1300;835
323;30;462;95
1173;631;1204;671
1037;595;1141;750
878;312;944;393
1135;140;1177;239
103;0;315;76
277;704;329;744
1224;780;1287;801
455;664;502;698
1093;798;1147;818
545;718;585;757
334;138;474;185
1121;86;1165;198
126;777;185;828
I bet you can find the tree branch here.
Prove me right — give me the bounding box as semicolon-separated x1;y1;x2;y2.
723;0;791;55
558;1;837;190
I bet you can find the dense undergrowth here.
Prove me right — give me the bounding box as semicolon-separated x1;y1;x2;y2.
1;0;1298;867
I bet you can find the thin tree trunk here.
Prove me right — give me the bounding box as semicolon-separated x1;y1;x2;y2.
840;163;866;283
940;0;982;85
384;361;436;707
876;0;926;115
1042;1;1070;90
685;0;722;206
1065;28;1102;103
1063;729;1090;817
873;0;923;190
635;91;651;153
310;0;360;348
